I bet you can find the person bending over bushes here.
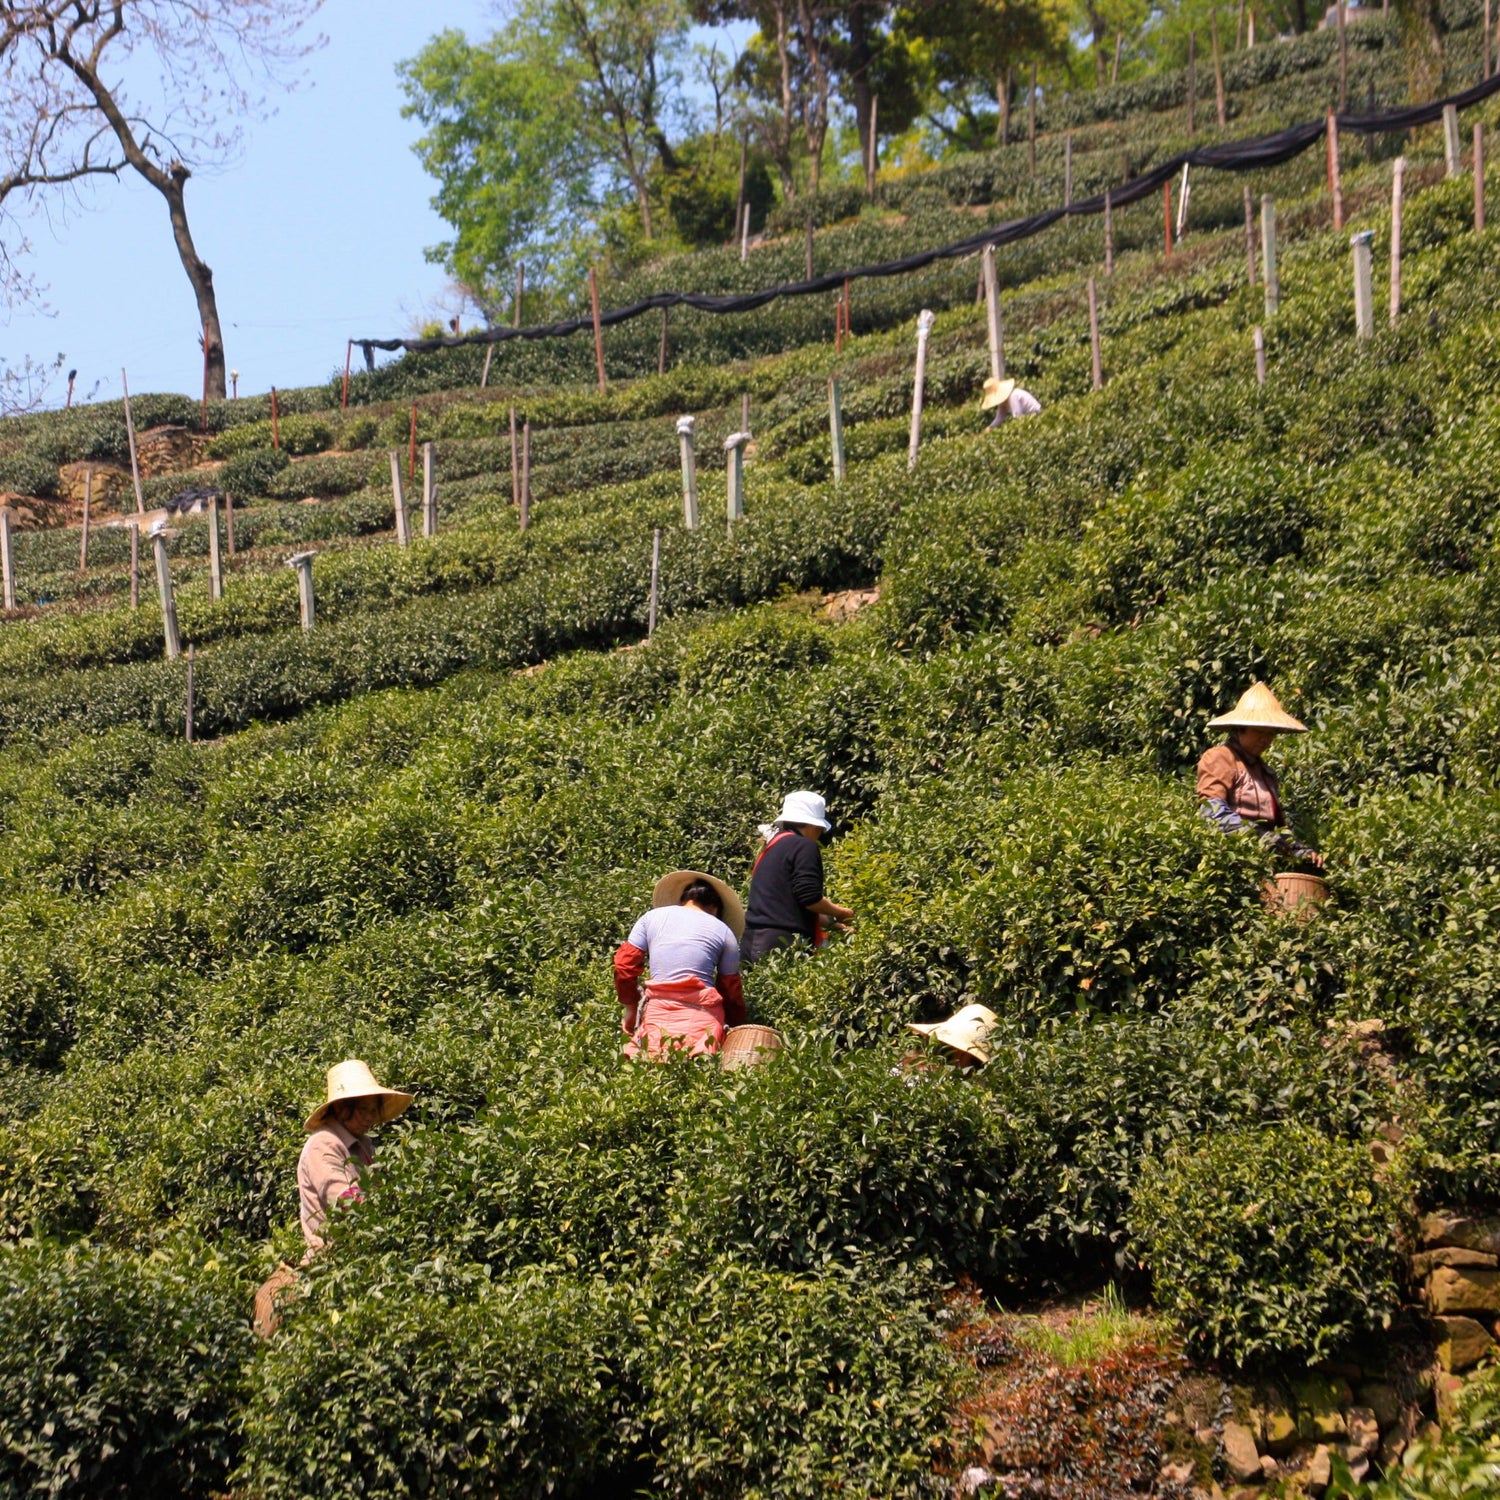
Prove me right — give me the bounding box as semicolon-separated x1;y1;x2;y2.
904;1004;1000;1071
1196;683;1324;870
981;375;1042;428
742;790;855;967
615;871;745;1058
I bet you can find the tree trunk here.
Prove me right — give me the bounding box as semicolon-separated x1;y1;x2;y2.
162;167;227;400
848;3;876;195
772;1;798;198
1094;20;1108;85
998;69;1012;146
797;0;830;197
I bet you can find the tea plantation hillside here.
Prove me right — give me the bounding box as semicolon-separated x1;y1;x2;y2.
2;27;1500;1497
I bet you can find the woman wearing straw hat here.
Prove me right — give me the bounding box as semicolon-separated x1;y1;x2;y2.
906;1004;1000;1071
297;1059;413;1253
981;375;1042;428
1197;683;1323;869
742;790;854;968
615;871;746;1059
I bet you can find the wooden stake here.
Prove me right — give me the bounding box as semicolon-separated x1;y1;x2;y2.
658;306;670;376
740;201;751;263
1261;194;1280;315
510;406;520;505
185;644;195;743
208;492;223;601
1104;190;1114;275
868;93;879;191
829;377;846;484
1253;325;1267;384
408;403;417;483
1187;30;1197;136
1476;124;1486;232
1064;132;1073;205
1351;229;1375;338
130;521;140;609
1087;277;1104;390
1164;181;1174;256
648;527;661;636
80;469;92;571
422;441;436;537
1390;157;1405;325
1176;163;1192;241
225;491;236;557
677;415;699;529
1028;63;1037;177
1444;104;1461;179
0;511;12;611
390;451;411;548
805;211;815;280
1337;0;1348;111
271;386;281;450
1213;14;1227;126
589;266;606;394
742;393;751;432
1328;111;1343;230
121;368;146;516
480;343;494;389
1244;186;1257;285
1112;33;1123;84
342;340;352;410
907;309;936;473
982;244;1005;379
152;530;182;660
521;421;532;531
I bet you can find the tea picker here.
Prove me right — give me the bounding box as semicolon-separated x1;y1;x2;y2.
742;791;854;968
981;376;1041;428
906;1005;1000;1071
615;871;746;1059
1196;683;1323;873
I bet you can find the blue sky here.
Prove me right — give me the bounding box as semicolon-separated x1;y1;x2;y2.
4;0;498;405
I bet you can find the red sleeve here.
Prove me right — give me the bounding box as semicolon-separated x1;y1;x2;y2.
719;971;746;1028
614;942;646;1008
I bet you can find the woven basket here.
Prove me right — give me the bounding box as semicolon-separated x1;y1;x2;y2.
1263;871;1328;919
719;1024;784;1069
252;1262;301;1340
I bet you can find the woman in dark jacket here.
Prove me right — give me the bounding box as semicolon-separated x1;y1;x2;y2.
742;790;854;967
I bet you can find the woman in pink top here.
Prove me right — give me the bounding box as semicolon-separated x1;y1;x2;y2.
614;870;745;1059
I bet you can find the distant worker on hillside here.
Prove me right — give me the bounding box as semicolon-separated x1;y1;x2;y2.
615;871;746;1058
298;1059;414;1254
1196;684;1324;869
981;376;1042;428
742;791;855;967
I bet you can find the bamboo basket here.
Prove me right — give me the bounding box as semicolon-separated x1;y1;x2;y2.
1263;871;1328;919
719;1024;784;1069
252;1261;301;1340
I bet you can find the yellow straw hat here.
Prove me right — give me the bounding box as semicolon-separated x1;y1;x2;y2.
652;870;746;941
1207;682;1308;734
980;376;1017;412
907;1004;1000;1065
304;1060;414;1133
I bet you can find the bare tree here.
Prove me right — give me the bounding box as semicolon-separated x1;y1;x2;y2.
0;1;323;400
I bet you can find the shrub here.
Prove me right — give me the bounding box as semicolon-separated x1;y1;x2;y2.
1131;1124;1401;1370
0;1239;252;1498
218;446;291;497
0;447;59;498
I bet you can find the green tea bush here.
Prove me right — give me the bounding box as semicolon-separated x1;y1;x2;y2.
0;446;59;497
0;1238;252;1498
241;1266;628;1500
218;445;291;497
1132;1124;1401;1369
265;451;376;499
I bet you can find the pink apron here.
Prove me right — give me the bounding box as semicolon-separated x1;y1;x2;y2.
626;976;727;1060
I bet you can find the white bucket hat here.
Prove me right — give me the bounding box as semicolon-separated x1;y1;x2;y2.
907;1004;1000;1066
776;790;831;830
304;1059;414;1133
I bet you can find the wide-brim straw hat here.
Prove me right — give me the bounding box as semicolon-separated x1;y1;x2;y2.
652;870;746;941
1207;682;1308;734
981;376;1017;411
908;1004;1001;1066
304;1059;415;1133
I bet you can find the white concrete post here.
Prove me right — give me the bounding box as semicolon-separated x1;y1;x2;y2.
1253;325;1267;385
207;493;224;601
982;244;1005;381
1444;104;1462;178
648;527;661;636
676;415;699;530
1390;158;1406;327
907;309;936;473
1087;277;1104;390
151;524;182;660
1351;230;1375;339
287;550;317;632
829;378;846;485
1175;164;1192;241
724;431;750;524
422;441;437;537
390;451;410;548
1261;195;1280;317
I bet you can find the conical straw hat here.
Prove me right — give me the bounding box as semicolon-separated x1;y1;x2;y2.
907;1004;1000;1065
1207;682;1308;734
980;376;1017;411
304;1059;414;1133
652;870;746;940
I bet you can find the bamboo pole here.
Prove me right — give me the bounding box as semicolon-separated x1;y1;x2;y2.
130;521;140;609
829;377;846;484
185;644;195;743
648;527;661;636
208;492;223;601
1390;158;1405;326
907;309;936;473
480;343;494;389
408;403;417;483
1087;277;1104;390
510;406;520;505
1262;195;1280;315
1213;14;1227;126
1328;110;1343;229
982;245;1005;380
121;368;146;516
79;469;92;571
589;267;606;393
521;421;532;531
1244;186;1257;285
0;511;12;611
